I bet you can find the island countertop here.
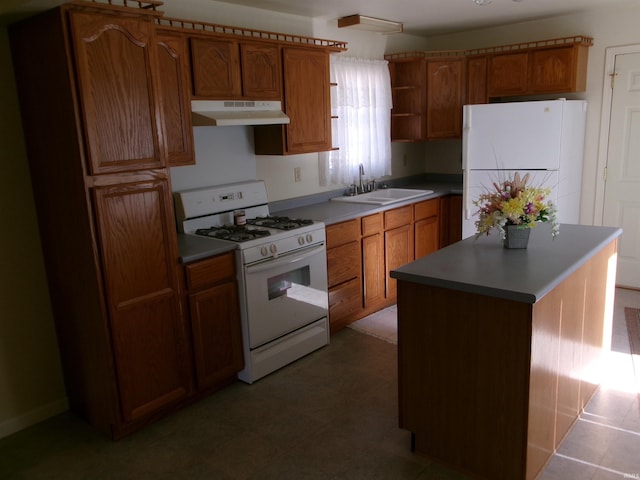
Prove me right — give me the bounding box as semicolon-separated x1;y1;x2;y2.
391;223;622;304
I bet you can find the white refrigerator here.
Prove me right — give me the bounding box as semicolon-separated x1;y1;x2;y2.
462;99;588;239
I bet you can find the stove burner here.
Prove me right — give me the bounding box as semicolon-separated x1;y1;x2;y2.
247;216;314;230
195;225;271;242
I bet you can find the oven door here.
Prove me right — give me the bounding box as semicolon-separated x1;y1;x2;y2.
243;244;328;349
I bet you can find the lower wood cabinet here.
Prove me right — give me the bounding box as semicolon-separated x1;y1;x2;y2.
183;252;244;391
325;195;460;330
326;219;362;332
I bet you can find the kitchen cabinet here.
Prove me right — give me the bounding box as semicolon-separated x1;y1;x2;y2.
156;29;195;166
387;55;464;141
426;58;465;139
189;36;281;100
466;55;488;105
439;194;462;247
10;2;194;438
184;253;244;390
384;206;414;303
487;38;591;98
361;213;385;309
326;219;362;333
389;58;426;142
414;198;440;258
254;46;333;154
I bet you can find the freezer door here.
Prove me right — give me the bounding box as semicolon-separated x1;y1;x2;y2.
462;170;559;239
463;101;564;171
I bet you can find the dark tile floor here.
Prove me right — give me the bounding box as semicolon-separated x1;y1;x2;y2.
1;289;638;480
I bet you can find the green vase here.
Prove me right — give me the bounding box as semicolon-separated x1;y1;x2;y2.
503;225;530;249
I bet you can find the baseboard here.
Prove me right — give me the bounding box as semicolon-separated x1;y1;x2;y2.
0;397;69;439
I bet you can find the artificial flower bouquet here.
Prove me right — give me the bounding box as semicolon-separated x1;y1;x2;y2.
473;172;559;239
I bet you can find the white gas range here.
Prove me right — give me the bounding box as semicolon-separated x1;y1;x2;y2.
175;180;329;383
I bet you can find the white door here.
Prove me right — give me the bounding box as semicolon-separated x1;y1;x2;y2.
602;51;640;289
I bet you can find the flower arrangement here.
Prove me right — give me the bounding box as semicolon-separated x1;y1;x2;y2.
473;172;559;239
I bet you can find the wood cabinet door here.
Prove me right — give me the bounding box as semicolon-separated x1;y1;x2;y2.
530;46;576;94
426;59;464;139
415;217;439;259
156;31;195;166
241;42;281;99
68;10;164;175
362;233;385;307
467;55;488;105
487;52;529;97
190;37;242;98
92;179;191;423
385;224;413;301
282;47;332;153
189;282;244;390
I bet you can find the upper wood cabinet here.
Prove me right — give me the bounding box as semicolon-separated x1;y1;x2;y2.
189;37;282;100
486;38;591;98
155;30;195;166
190;37;242;98
68;9;165;175
240;42;282;99
426;58;465;139
387;55;465;141
466;55;488;105
254;46;333;155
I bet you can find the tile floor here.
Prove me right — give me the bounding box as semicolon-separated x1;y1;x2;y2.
1;289;638;479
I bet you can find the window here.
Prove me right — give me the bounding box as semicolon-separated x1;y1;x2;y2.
319;56;393;186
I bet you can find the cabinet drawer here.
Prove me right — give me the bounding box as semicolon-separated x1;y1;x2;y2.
329;277;362;328
185;253;235;291
326;219;360;248
362;213;382;236
414;198;440;221
327;241;360;287
385;205;413;230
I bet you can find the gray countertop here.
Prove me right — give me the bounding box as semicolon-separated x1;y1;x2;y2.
176;178;462;263
390;223;622;304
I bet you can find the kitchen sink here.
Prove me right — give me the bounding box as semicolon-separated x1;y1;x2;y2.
331;188;434;206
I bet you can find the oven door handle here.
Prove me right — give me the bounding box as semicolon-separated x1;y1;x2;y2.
245;244;325;274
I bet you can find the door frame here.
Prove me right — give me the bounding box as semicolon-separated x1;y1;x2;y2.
594;43;640;224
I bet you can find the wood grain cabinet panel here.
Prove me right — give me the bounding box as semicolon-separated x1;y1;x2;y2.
190;37;242;98
488;52;529;97
426;58;464;139
385;224;413;302
530;46;586;94
240;42;281;99
414;198;440;259
156;30;195;166
93;179;191;423
68;9;164;174
185;253;243;391
466;55;488;105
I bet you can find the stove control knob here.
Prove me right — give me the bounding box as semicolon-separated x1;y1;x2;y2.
269;244;277;254
298;236;305;246
306;234;313;243
260;246;268;257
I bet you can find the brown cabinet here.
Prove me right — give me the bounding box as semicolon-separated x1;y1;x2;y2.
68;9;165;174
10;4;195;438
326;219;362;332
361;213;385;309
466;55;488;105
255;47;332;154
184;253;244;390
389;59;426;142
414;198;440;259
189;37;282;100
190;37;242;98
487;39;591;98
156;30;195;166
439;194;462;247
426;58;465;139
384;206;414;303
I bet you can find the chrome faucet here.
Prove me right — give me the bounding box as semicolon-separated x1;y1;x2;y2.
359;163;365;193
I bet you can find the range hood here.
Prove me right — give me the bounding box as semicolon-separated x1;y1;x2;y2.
191;100;290;126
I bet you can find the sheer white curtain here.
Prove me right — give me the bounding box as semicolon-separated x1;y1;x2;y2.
319;56;392;187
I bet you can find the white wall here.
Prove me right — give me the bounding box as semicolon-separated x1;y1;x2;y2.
420;2;640;225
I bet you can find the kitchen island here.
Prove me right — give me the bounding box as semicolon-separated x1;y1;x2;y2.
390;223;621;480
